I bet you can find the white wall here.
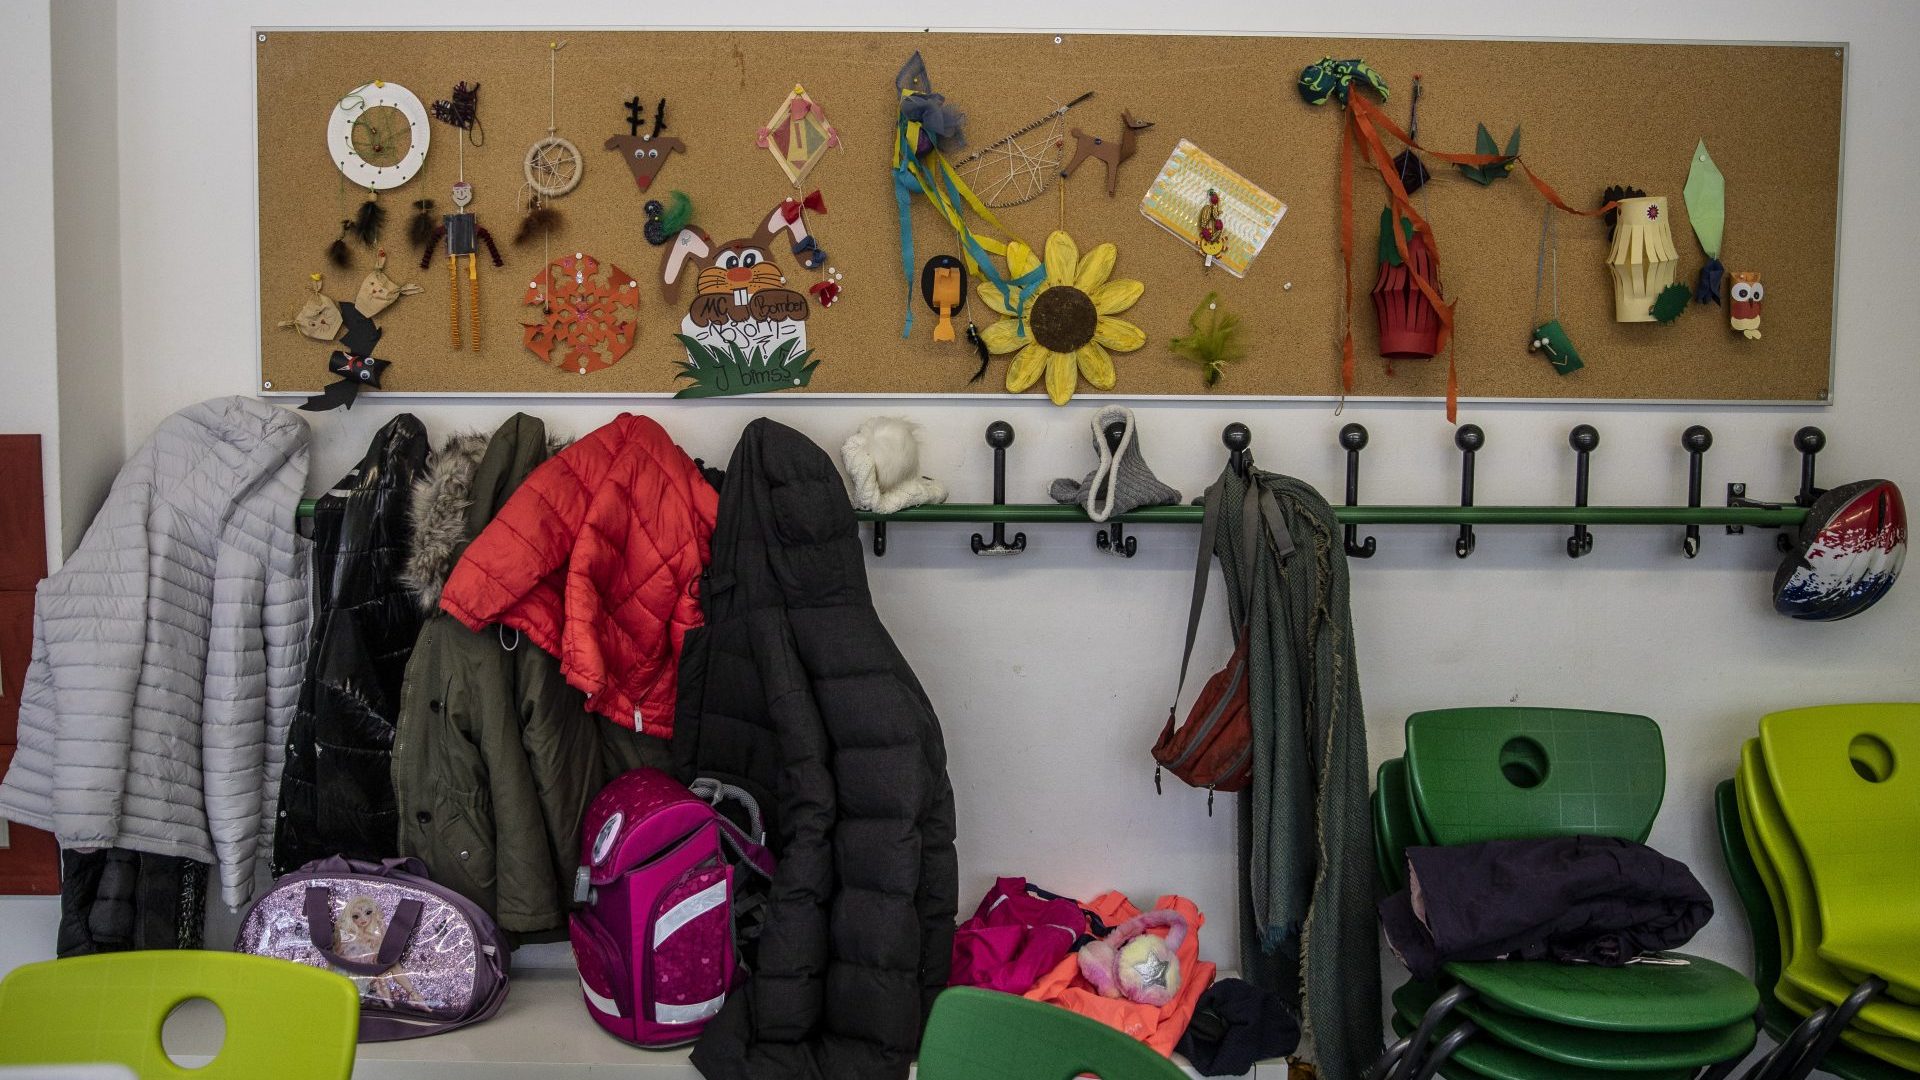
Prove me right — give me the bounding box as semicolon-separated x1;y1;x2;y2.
52;0;125;557
5;1;1918;1071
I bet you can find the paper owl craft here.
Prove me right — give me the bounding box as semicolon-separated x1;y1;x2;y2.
1729;272;1764;339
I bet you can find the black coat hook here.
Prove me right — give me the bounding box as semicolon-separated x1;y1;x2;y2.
1567;424;1598;558
1793;426;1825;507
1222;422;1252;478
1454;425;1483;558
1094;420;1137;558
1681;426;1712;558
1340;424;1376;558
971;421;1027;556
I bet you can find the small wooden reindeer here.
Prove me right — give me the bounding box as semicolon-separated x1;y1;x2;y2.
1059;111;1154;197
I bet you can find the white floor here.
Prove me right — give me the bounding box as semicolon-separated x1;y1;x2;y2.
158;967;1288;1079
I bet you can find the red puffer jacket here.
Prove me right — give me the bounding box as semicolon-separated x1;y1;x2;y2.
439;414;716;736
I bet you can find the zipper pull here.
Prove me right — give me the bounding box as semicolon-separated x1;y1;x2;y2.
1207;785;1215;816
1154;766;1162;795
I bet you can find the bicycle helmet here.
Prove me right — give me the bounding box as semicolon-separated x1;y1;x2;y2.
1773;479;1906;620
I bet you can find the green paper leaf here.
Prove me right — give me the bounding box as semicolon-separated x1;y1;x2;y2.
1683;139;1726;260
1377;206;1416;266
1651;283;1692;325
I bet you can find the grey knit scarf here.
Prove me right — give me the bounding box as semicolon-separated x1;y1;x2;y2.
1208;464;1379;1079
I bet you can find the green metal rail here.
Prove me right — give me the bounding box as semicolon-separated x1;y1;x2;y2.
295;499;1807;528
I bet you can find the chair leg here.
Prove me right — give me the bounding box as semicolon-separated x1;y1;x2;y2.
1778;977;1886;1080
1410;1021;1479;1080
1367;1036;1413;1080
1388;985;1474;1080
1741;1008;1830;1080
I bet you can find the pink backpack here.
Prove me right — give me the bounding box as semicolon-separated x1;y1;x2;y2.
950;877;1093;994
568;768;775;1047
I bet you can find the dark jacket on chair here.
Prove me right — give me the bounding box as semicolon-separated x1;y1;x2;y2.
674;418;960;1080
390;415;666;938
273;414;432;873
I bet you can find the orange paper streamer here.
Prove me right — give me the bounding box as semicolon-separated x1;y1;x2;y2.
1332;93;1607;421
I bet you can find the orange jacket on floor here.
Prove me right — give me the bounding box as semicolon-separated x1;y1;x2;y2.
1024;892;1216;1055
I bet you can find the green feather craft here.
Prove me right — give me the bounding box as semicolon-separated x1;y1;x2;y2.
1169;293;1243;387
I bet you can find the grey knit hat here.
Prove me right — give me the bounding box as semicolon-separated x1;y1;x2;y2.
1050;406;1181;522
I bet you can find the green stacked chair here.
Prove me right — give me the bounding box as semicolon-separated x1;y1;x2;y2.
1718;703;1920;1078
1372;707;1759;1080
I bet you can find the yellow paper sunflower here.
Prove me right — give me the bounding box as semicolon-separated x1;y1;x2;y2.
978;230;1146;405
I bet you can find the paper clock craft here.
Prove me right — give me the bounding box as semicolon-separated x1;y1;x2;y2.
1140;140;1286;278
661;203;819;398
521;252;641;375
760;85;840;187
330;81;430;190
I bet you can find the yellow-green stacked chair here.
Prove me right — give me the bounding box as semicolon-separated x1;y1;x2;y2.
1716;777;1916;1080
1372;708;1759;1080
1724;703;1920;1078
0;950;359;1079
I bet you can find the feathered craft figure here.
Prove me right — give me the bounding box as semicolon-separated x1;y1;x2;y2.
516;203;560;246
1169;292;1243;386
352;198;386;245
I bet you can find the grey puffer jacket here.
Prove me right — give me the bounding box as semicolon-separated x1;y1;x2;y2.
0;397;310;907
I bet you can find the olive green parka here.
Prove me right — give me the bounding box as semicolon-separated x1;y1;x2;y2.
392;414;666;938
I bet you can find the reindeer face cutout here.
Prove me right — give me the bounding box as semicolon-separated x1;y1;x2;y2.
605;134;686;191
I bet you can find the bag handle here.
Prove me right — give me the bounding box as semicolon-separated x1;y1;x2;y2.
304;886;424;977
1168;479;1269;710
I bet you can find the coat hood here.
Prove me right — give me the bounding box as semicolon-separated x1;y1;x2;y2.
404;413;562;611
404;431;490;609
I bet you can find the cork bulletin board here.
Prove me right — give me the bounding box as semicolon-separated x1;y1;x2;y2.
255;30;1845;402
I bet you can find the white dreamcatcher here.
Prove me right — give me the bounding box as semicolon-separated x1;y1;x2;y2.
953;92;1092;208
521;42;582;216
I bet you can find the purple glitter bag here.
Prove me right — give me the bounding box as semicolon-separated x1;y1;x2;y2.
235;855;509;1041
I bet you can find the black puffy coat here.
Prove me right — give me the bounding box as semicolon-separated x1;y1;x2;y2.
273;414;431;873
673;419;959;1080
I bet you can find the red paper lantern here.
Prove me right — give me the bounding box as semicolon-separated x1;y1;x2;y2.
1372;217;1442;361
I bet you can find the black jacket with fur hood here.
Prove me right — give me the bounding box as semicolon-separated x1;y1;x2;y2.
390;413;666;937
674;418;959;1080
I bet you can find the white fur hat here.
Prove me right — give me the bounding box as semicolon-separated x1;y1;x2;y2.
841;417;948;514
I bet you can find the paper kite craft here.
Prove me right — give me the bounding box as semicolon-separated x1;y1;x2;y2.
759;84;841;187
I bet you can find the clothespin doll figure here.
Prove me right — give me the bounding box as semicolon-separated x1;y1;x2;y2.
419;181;504;350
